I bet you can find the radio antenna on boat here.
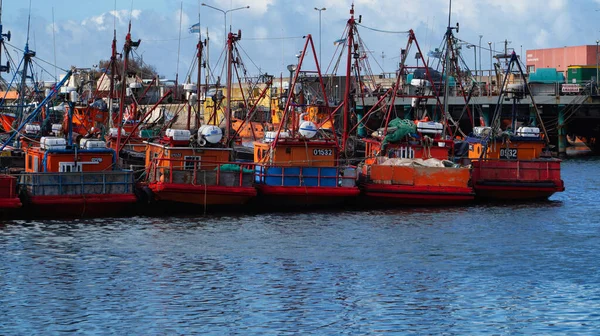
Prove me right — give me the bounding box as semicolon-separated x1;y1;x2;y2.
52;7;57;81
26;0;32;45
447;0;451;28
0;0;9;76
129;0;134;22
176;1;183;97
114;0;117;30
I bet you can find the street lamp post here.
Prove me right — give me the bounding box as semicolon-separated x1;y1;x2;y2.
201;3;250;45
596;40;600;91
314;7;326;67
478;35;483;79
467;44;476;79
488;41;492;97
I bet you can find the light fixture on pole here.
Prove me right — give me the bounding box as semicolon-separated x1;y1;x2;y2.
467;44;476;79
314;7;326;67
596;40;600;90
201;3;250;45
287;64;297;94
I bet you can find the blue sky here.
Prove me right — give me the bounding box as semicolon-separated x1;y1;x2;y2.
3;0;600;82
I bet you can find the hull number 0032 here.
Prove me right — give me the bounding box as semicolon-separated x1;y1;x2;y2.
313;149;333;156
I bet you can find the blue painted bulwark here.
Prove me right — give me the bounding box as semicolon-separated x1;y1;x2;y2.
255;165;355;187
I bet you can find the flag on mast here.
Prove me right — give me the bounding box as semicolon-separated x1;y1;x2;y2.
189;22;201;34
333;38;346;46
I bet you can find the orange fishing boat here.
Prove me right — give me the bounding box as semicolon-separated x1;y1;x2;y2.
144;29;256;208
19;135;137;217
144;127;256;207
338;16;474;206
3;70;139;218
360;120;474;206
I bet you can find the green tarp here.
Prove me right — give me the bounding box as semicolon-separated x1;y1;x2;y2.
381;118;416;150
217;164;254;174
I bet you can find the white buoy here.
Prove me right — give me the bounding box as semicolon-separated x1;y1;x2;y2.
183;83;197;92
69;91;79;103
198;125;223;144
129;82;143;89
299;121;318;139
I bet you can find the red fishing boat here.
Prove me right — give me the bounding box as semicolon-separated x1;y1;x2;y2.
466;52;564;200
20;136;137;217
252;34;359;207
0;174;22;211
339;11;473;206
144;30;256;209
8;71;138;218
144;127;256;207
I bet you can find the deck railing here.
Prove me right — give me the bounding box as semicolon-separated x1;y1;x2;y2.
471;159;562;182
19;171;135;196
148;158;255;188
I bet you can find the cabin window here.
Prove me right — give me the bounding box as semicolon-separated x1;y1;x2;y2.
27;156;32;170
184;156;201;170
59;162;83;173
390;147;415;159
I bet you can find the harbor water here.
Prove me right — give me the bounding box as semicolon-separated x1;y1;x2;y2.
0;157;599;334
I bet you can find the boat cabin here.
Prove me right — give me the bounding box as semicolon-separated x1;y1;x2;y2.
66;104;109;137
106;126;147;153
145;129;233;184
253;135;338;167
467;126;546;160
25;137;115;173
145;141;232;172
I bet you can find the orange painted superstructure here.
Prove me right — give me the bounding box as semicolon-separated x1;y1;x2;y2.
468;140;545;160
66;105;109;137
253;139;338;167
526;45;597;74
24;147;115;173
364;139;453;165
145;142;231;170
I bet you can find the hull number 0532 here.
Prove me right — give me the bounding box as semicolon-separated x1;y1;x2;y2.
499;148;518;159
313;149;333;156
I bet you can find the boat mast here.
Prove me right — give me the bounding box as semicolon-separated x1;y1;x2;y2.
108;28;117;129
196;37;203;129
225;30;241;144
115;21;140;156
16;1;35;127
0;0;10;76
442;0;453;137
341;5;355;154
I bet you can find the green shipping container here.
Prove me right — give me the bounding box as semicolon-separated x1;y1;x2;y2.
567;66;598;84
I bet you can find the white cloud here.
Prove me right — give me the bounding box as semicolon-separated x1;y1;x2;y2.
4;0;599;80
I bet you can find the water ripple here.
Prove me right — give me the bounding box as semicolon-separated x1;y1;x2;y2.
0;158;599;334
